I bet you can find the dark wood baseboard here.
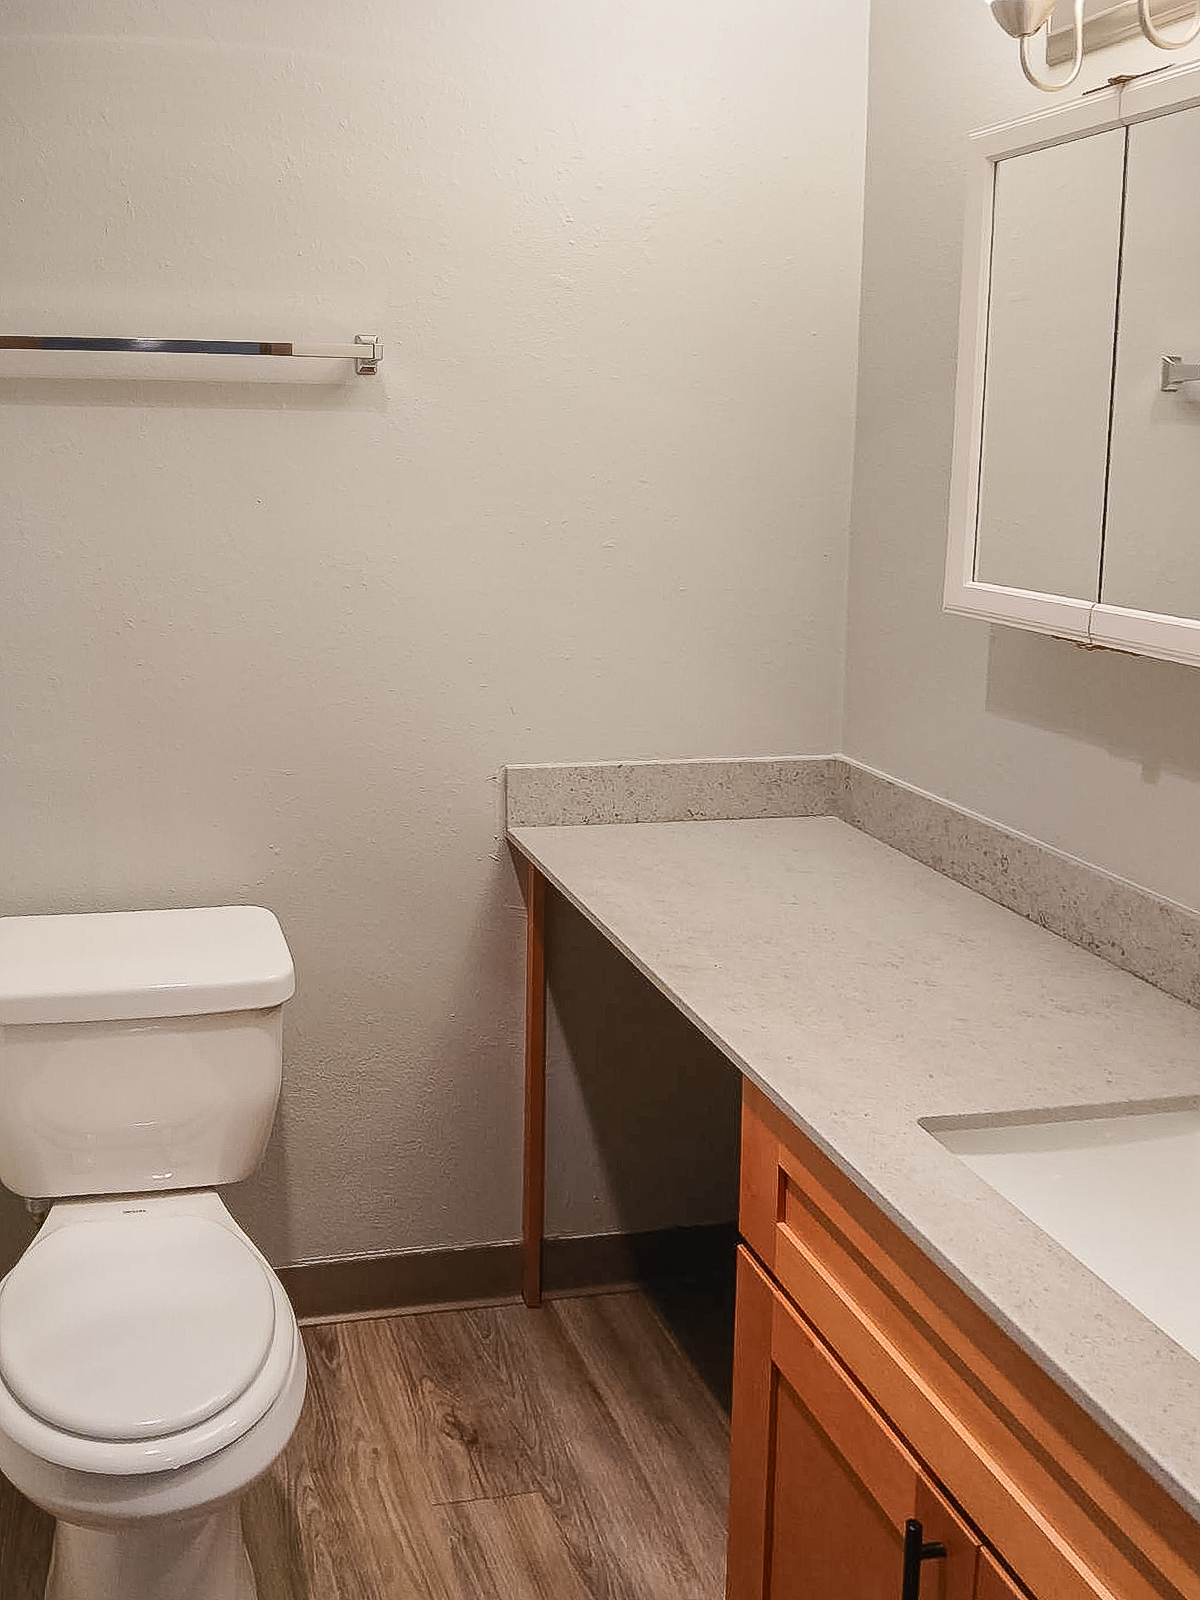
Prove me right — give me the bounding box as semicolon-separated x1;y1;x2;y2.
279;1242;523;1323
543;1221;737;1296
279;1221;737;1323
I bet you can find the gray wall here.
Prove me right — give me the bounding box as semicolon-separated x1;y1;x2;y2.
844;0;1200;915
0;2;869;1269
8;0;1191;1281
545;896;741;1239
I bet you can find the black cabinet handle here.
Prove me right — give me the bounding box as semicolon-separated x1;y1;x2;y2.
901;1518;947;1600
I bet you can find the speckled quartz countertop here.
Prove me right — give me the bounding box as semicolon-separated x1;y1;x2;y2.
508;815;1200;1522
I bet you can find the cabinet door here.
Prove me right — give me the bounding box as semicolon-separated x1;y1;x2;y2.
728;1245;980;1600
974;130;1125;601
1101;103;1200;622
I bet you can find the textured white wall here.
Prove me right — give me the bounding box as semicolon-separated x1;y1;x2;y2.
0;2;869;1267
844;1;1200;913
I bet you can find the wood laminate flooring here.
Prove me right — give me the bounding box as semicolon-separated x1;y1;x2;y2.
0;1288;731;1598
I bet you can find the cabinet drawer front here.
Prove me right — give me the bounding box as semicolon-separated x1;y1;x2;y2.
740;1082;1200;1600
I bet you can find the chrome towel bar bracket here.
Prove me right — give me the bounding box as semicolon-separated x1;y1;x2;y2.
0;333;383;375
1161;353;1200;392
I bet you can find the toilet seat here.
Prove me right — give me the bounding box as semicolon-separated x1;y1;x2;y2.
0;1194;298;1476
0;1214;277;1442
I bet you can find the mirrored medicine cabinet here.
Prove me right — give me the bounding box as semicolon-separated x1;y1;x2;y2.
946;61;1200;667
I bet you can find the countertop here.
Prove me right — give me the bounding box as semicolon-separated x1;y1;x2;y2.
508;815;1200;1521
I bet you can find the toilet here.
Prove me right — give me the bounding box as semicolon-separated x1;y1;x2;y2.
0;906;307;1600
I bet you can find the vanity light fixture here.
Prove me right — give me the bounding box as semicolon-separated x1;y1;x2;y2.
1137;0;1200;47
984;0;1086;91
984;0;1200;91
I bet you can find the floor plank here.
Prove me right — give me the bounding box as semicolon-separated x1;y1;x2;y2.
374;1306;546;1505
514;1298;726;1600
2;1287;730;1600
0;1468;53;1600
554;1293;730;1584
244;1320;458;1600
438;1492;594;1600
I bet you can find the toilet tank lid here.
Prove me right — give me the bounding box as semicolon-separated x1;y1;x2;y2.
0;907;295;1025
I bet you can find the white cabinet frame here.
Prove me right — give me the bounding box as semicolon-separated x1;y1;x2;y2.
945;61;1200;667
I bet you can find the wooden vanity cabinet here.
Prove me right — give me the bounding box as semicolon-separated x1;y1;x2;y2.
727;1082;1200;1600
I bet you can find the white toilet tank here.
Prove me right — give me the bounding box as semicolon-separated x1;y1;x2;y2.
0;907;295;1200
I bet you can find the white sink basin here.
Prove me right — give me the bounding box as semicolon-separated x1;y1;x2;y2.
924;1099;1200;1360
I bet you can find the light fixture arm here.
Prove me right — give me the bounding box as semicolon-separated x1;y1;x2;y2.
1017;0;1085;90
1137;0;1200;49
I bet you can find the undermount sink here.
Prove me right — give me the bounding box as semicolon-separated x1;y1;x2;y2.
923;1099;1200;1361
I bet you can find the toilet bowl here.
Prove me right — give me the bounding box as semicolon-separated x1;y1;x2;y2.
0;906;306;1600
0;1192;306;1600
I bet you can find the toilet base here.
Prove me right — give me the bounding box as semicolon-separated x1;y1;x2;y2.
45;1503;256;1600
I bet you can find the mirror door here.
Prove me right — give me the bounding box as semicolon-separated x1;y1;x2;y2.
1100;104;1200;620
975;130;1125;602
